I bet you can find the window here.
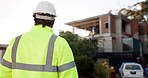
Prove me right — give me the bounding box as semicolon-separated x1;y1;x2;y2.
105;23;108;28
125;65;141;70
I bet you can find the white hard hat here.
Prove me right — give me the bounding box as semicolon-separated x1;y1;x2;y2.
33;1;56;17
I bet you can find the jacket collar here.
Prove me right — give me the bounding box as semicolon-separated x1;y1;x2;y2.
31;25;54;33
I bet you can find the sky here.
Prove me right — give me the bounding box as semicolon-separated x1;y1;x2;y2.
0;0;146;44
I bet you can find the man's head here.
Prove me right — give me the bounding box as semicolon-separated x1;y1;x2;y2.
33;1;56;28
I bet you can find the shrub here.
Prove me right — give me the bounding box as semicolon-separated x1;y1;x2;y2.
75;55;94;78
93;61;111;78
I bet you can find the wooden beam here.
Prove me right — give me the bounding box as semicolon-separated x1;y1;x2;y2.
76;22;99;29
74;19;99;27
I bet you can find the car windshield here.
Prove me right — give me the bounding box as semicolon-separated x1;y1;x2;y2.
125;65;141;70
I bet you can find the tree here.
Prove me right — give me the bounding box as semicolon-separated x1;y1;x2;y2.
118;1;148;23
75;55;94;78
60;31;79;55
60;31;96;78
60;31;96;57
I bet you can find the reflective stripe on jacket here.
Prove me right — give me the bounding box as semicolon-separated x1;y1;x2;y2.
0;25;78;78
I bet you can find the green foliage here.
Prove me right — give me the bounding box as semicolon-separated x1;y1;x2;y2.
93;61;111;78
77;39;96;56
60;31;79;43
118;1;148;23
60;31;80;55
60;31;96;77
60;31;96;57
75;55;94;77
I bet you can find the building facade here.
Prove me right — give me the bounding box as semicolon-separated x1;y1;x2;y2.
0;44;8;62
66;13;147;53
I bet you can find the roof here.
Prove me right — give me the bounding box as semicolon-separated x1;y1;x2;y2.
65;13;110;30
122;62;140;65
0;44;8;49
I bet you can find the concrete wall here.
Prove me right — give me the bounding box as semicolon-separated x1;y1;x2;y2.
126;24;131;34
97;36;113;52
115;16;123;52
104;37;113;52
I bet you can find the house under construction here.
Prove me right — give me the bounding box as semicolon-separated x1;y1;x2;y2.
66;13;148;53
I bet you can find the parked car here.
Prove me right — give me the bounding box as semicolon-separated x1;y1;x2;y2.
119;62;144;78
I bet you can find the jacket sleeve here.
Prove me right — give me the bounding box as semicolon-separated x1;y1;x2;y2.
0;39;15;78
54;37;78;78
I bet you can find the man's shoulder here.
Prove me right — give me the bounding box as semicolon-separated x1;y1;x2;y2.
55;35;69;44
56;35;66;41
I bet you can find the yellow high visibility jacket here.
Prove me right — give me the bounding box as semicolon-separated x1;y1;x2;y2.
0;25;78;78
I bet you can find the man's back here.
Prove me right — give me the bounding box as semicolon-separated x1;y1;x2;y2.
16;26;54;65
0;25;78;78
